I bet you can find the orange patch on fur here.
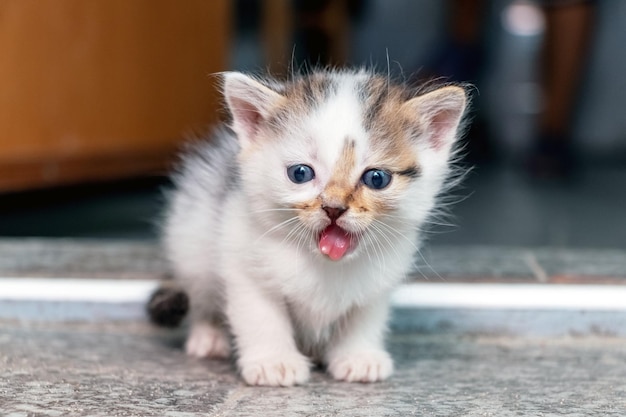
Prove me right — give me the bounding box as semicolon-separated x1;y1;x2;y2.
359;78;423;178
322;139;357;208
322;138;415;218
266;73;335;130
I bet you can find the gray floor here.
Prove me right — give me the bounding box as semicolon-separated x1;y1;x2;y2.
3;320;626;417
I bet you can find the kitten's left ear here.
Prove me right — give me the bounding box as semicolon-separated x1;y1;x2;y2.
402;86;467;155
222;72;286;145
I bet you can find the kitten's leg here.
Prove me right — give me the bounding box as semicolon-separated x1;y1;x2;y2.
226;277;310;387
185;319;231;359
325;295;393;383
183;278;231;359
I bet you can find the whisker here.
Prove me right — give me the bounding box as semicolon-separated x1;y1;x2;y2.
368;222;411;274
283;221;308;246
249;208;300;215
294;225;314;276
254;216;300;245
372;219;443;282
351;221;379;274
365;225;387;274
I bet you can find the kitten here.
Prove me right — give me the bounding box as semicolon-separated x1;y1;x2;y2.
151;69;467;386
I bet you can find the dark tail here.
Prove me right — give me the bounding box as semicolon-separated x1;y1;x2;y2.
146;279;189;328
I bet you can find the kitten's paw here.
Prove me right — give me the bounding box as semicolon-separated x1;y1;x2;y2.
239;353;311;387
185;322;231;359
327;349;393;383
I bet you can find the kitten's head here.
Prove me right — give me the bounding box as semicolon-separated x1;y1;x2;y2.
223;70;467;262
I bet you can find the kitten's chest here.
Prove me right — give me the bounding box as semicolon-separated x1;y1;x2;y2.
286;290;351;359
273;255;378;325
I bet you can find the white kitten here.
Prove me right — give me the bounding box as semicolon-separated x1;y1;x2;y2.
154;69;467;386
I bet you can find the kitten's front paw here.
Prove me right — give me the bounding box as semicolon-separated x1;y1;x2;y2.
239;352;311;387
327;349;393;383
185;322;231;359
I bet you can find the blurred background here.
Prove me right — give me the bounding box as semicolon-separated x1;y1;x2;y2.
0;0;624;248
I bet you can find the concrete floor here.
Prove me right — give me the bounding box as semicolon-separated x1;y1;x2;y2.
2;320;626;416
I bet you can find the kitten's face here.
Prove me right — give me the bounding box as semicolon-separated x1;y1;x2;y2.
225;71;466;261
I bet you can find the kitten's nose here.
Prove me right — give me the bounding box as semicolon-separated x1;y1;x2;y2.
322;205;347;221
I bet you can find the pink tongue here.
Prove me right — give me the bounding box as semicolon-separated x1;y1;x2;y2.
319;224;352;261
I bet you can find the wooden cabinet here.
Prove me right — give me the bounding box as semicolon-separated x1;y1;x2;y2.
0;0;230;191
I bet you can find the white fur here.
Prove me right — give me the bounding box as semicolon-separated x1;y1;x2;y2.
163;71;466;386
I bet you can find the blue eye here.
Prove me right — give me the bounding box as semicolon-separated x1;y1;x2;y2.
362;169;392;190
287;164;315;184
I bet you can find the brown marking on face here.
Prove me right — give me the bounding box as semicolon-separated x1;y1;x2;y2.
361;76;392;131
322;138;415;219
395;166;420;179
358;75;425;179
266;72;337;130
322;139;357;208
275;72;449;228
294;154;417;231
290;73;335;106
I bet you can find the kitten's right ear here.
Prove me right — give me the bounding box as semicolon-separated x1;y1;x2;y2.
223;72;286;145
401;86;467;155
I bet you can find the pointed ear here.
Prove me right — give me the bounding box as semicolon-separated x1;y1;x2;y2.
402;86;467;154
222;72;286;144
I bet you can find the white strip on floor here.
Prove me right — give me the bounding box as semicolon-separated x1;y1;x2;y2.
392;283;626;311
3;278;626;311
0;278;159;303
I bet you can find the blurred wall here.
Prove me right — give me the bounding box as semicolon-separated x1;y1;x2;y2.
0;0;229;192
349;0;626;160
574;1;626;156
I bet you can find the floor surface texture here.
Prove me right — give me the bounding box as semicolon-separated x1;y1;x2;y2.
2;320;626;417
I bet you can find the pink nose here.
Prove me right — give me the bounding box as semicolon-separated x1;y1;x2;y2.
322;205;347;221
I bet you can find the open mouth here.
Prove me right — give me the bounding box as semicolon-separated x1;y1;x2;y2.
318;223;356;261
